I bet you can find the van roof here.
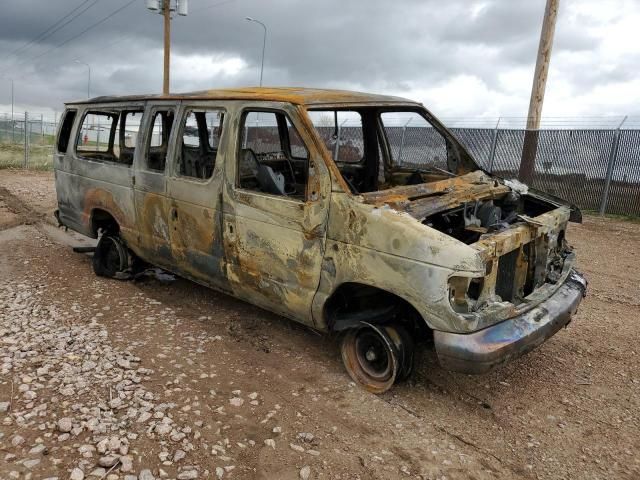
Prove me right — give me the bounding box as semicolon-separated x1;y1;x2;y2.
65;86;420;107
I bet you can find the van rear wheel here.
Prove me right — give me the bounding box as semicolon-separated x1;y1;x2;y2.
92;233;131;278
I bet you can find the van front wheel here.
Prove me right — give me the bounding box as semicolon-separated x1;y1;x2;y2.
341;324;409;394
92;233;131;278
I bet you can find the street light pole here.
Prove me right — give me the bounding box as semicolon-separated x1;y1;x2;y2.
74;60;91;99
245;17;267;87
163;0;171;95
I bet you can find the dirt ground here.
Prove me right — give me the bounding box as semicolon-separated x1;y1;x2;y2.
0;169;638;480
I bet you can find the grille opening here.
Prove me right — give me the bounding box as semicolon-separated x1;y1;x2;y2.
496;249;519;303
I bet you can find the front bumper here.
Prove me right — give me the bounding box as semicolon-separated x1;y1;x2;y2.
434;270;587;374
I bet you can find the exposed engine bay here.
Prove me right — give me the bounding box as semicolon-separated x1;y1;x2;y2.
425;191;558;245
361;171;580;311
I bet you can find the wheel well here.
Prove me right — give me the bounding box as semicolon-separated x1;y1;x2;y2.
91;209;119;236
324;283;431;339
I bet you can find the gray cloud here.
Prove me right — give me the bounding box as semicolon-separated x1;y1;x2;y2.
0;0;637;117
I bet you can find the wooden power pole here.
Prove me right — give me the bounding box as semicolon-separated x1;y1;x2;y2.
518;0;560;183
162;0;171;96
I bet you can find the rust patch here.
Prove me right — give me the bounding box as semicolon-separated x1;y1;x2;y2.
82;188;129;231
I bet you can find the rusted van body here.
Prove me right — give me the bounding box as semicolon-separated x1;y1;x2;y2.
54;87;586;392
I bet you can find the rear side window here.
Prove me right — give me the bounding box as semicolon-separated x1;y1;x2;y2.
56;110;77;153
144;110;175;172
177;109;224;180
75;109;143;166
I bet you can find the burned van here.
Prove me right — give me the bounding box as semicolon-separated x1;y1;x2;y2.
54;87;587;393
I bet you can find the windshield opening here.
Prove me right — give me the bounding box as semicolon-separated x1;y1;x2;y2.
307;106;477;194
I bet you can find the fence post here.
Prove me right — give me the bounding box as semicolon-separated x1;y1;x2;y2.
41;113;44;142
599;116;627;215
487;117;501;173
333;119;347;161
24;112;29;168
398;117;412;163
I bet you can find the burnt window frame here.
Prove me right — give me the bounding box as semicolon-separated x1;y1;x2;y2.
142;106;177;173
375;106;479;176
173;106;227;182
73;107;143;166
236;107;311;201
56;109;77;154
306;109;366;165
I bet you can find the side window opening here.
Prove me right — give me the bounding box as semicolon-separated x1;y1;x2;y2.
307;110;364;163
308;109;369;193
178;109;224;180
238;110;309;200
75;109;142;166
145;110;175;172
56;109;77;153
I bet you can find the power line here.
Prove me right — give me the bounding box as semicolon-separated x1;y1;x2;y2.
3;0;99;61
190;0;241;13
25;0;139;66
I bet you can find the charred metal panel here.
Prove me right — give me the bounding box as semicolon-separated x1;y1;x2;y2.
221;101;332;326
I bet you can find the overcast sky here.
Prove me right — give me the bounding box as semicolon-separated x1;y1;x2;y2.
0;0;638;119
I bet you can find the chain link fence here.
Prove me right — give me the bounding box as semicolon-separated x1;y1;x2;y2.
2;111;639;216
0;112;58;170
328;117;640;217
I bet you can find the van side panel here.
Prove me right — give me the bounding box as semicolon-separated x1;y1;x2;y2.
54;105;138;242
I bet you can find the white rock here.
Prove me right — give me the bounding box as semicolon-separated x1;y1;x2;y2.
70;468;85;480
23;458;41;469
0;402;9;413
173;449;186;462
155;423;172;435
264;439;276;449
177;470;198;480
98;456;119;467
57;417;73;433
137;411;152;423
29;444;47;454
290;443;305;453
229;397;244;407
139;469;155;480
300;466;311;480
297;432;314;443
215;467;224;478
120;455;133;472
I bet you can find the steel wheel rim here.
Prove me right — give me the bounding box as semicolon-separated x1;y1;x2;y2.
341;326;398;394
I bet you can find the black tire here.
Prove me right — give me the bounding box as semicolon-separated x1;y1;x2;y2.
384;324;415;381
92;233;130;278
341;324;399;394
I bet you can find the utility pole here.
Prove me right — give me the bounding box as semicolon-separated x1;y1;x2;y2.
146;0;188;96
518;0;560;183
